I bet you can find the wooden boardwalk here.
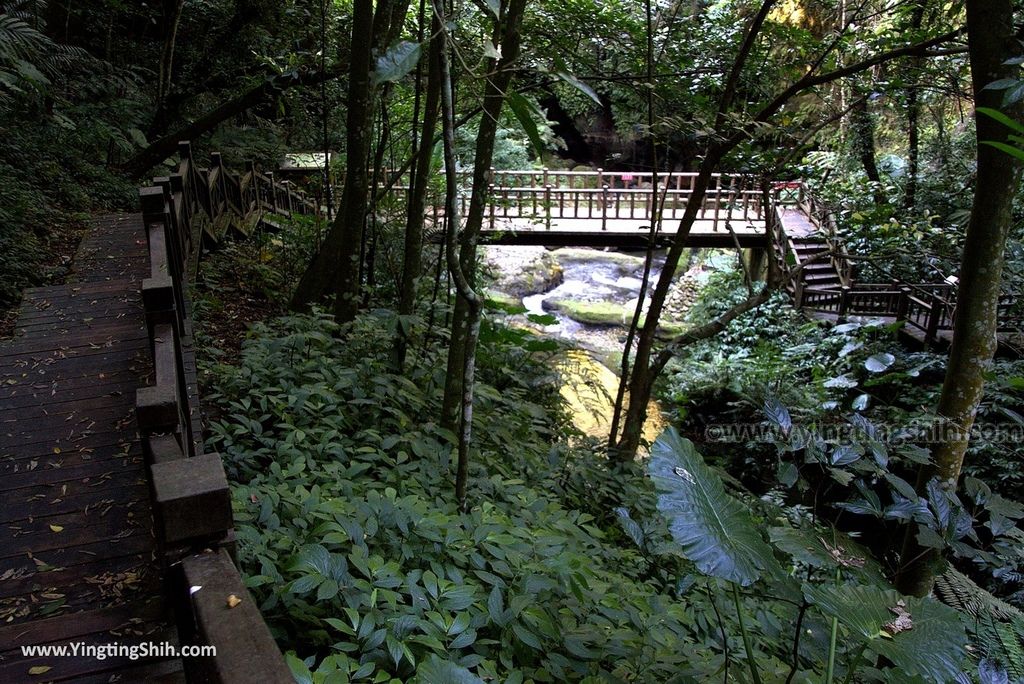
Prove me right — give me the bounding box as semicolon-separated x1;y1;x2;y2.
0;214;184;683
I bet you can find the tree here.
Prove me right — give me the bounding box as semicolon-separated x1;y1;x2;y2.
290;0;411;319
392;8;443;372
610;1;961;461
895;0;1024;597
439;0;530;433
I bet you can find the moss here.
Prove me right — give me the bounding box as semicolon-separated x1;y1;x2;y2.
548;299;629;326
547;297;686;338
551;248;645;273
483;289;524;313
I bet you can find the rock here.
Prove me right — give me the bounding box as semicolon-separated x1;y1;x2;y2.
482;246;564;297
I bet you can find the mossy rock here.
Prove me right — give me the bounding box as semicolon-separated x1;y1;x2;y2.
551;248;645;275
483;289;524;313
484;247;564;297
547;297;686;338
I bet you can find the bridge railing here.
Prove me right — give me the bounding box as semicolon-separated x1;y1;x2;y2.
381;168;766;230
136;141;308;683
798;281;1020;344
772;180;854;286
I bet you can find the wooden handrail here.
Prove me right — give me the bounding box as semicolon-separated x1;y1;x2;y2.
135;141;319;683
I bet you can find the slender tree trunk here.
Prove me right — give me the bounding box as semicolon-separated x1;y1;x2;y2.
609;0;660;449
435;0;482;510
330;0;375;321
439;0;529;432
613;158;720;459
850;87;887;204
896;0;1024;597
904;1;925;210
153;0;185;133
393;12;442;371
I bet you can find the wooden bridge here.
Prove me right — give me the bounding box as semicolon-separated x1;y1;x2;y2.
409;169;771;249
0;143;319;683
769;187;1022;347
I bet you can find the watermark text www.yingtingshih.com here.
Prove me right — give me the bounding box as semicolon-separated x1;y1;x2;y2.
21;641;216;662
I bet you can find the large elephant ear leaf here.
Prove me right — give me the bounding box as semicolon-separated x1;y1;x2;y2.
648;427;779;586
804;583;967;683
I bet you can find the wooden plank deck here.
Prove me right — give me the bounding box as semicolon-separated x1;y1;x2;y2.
0;214;184;683
469;214;769;248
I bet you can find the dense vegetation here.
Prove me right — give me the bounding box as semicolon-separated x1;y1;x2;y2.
4;0;1024;681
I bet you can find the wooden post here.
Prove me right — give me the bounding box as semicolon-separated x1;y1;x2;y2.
544;184;552;230
837;285;852;322
268;172;278;213
488;184;496;229
284;182;294;214
895;286;911;322
601;184;609;231
793;278;805;308
245;161;257;210
925;292;942;343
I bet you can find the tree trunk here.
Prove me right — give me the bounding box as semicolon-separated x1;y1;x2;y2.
904;1;925;211
612;159;719;459
850;88;887;204
896;0;1024;597
392;13;442;372
291;0;410;316
435;3;481;508
155;0;185;123
439;0;529;432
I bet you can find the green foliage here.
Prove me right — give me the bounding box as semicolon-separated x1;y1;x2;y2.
206;310;697;682
646;428;971;683
649;429;778;586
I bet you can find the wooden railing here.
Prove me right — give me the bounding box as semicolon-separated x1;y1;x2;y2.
384;169;766;230
136;141;311;683
774;181;853;286
766;183;1021;344
796;281;1021;344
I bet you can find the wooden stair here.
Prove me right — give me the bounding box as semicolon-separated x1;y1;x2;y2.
790;235;843;291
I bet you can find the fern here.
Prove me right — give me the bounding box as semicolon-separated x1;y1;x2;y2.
0;7;102;108
935;568;1024;678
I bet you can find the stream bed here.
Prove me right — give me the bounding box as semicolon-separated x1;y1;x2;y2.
484;246;694;443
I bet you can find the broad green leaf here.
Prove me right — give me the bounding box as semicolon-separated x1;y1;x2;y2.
977;107;1024;134
506;92;546;160
285;652;314;684
803;583;967;683
373;41;422;86
864;353;895;373
981;140;1024;161
614;507;645;548
414;655;484;684
555;70;601;106
769;526;883;582
762;397;792;434
648;427;780;586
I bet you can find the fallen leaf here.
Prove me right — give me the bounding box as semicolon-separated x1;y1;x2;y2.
49;525;63;533
884;599;913;634
28;666;52;675
226;594;242;608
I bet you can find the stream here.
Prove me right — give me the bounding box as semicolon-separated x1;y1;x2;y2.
485;246;677;444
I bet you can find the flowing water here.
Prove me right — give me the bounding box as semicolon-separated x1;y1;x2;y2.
488;247;669;444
